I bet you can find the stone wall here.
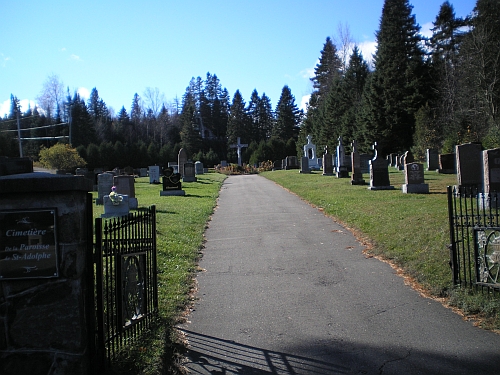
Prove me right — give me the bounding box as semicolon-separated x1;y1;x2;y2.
0;172;93;375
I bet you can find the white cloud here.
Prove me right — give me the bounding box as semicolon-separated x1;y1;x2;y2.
70;54;82;62
357;40;377;68
77;87;90;100
0;99;10;117
0;99;36;117
300;94;310;111
1;53;12;67
420;22;434;39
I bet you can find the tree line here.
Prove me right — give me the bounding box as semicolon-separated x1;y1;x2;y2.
301;0;500;159
1;0;499;168
0;72;302;169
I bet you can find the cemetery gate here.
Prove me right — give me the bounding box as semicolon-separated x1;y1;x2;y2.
93;206;159;370
447;186;500;293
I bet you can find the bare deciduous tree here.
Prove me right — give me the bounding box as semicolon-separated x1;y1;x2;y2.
37;74;64;118
333;22;355;73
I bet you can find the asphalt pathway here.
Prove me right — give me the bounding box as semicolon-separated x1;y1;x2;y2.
179;174;500;374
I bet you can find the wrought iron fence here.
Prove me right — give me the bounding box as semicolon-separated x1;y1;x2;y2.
94;206;158;369
447;185;500;292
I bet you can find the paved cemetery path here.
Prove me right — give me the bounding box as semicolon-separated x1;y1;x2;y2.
178;174;500;375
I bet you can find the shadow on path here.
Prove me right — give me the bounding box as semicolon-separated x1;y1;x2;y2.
179;329;348;374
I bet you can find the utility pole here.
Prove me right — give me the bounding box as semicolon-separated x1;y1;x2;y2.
16;108;23;157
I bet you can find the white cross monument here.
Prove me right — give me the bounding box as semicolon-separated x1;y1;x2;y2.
230;137;248;166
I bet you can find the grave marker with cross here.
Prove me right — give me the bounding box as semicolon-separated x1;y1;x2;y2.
230;137;248;166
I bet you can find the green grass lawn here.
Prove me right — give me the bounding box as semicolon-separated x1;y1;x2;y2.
95;167;499;374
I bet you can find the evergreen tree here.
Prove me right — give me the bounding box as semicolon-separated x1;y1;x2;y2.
457;0;500;144
273;85;302;142
226;90;250;151
338;46;370;143
359;0;427;155
428;1;467;149
70;93;95;147
310;37;343;104
179;90;202;156
246;89;261;142
130;93;142;141
259;93;274;141
87;88;111;143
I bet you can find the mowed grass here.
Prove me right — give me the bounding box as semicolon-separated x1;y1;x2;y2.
92;172;226;375
261;168;500;330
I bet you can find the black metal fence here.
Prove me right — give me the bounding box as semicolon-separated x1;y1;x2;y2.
93;206;158;369
447;185;500;292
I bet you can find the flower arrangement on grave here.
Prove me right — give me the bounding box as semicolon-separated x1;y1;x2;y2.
109;186;123;205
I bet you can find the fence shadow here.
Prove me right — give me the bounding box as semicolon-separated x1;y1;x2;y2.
178;329;349;375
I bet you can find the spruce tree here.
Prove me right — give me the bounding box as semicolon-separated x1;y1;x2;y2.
418;1;466;152
360;0;426;155
226;90;250;159
273;85;302;142
457;0;500;145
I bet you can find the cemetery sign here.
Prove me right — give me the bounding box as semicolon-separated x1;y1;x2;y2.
0;209;58;280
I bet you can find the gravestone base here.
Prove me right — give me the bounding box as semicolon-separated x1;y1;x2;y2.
336;169;349;178
322;172;334;176
299;170;310;174
402;183;429;194
437;168;456;174
129;197;138;210
479;193;500;210
101;195;130;218
351;178;366;185
160;190;186;196
368;185;395;190
182;176;197;182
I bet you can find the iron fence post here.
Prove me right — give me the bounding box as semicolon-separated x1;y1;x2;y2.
447;186;460;285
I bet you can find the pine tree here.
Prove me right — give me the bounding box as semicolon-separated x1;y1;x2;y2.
360;0;426;155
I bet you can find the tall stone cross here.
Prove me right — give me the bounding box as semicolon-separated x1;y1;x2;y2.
230;137;248;166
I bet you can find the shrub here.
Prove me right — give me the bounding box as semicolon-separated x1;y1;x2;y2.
39;143;87;171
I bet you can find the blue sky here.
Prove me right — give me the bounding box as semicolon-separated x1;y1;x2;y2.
0;0;475;118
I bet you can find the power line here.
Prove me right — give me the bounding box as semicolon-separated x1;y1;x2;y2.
20;136;69;140
0;122;69;133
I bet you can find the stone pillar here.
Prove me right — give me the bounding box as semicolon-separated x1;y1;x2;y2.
0;172;94;375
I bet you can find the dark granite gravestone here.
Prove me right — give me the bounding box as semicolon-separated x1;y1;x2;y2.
300;156;310;174
322;146;334;176
178;148;188;178
368;142;394;190
438;153;456;174
350;140;365;185
456;143;483;188
285;156;299;170
402;162;429;194
183;162;197;182
114;175;138;209
96;172;114;205
160;167;185;196
426;149;439;171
